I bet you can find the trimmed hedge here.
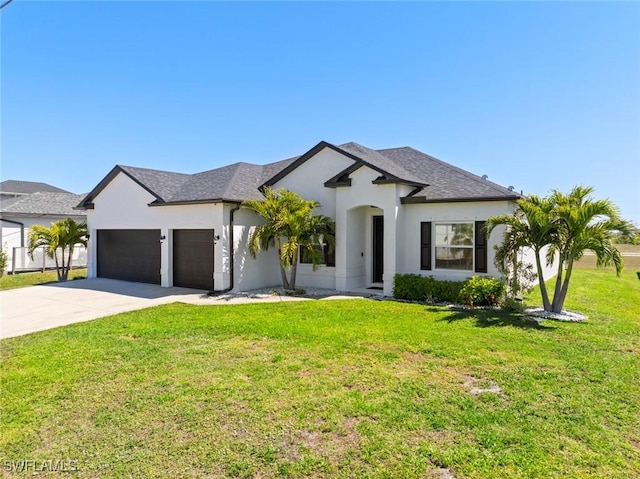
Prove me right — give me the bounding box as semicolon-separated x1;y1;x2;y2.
393;273;504;307
393;274;465;304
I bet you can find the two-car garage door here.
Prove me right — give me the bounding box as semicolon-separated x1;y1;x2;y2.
97;229;214;290
97;230;161;284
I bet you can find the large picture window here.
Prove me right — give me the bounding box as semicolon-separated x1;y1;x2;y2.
434;223;473;270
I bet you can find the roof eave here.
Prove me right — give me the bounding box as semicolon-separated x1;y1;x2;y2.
73;204;94;210
324;179;352;188
372;177;428;188
147;198;243;207
0;211;87;218
401;195;521;204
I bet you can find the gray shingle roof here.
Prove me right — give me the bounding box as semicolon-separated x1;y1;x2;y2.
336;142;426;186
1;192;87;217
118;165;191;201
78;141;519;208
378;147;518;201
0;180;70;195
168;163;266;203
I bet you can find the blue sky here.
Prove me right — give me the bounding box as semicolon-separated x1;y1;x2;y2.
2;1;639;224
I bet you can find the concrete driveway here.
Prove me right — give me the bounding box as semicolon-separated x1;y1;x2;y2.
0;278;209;339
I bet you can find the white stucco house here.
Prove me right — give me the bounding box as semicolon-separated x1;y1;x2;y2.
1;180;87;272
76;140;535;296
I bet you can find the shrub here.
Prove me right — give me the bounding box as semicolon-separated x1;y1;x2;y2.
431;279;465;304
393;274;428;301
501;296;527;313
459;276;505;307
393;274;465;303
0;247;7;278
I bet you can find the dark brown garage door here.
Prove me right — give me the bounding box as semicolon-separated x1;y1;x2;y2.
97;229;161;284
173;229;214;291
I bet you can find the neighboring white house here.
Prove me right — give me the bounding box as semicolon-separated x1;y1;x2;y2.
77;140;548;296
1;181;87;273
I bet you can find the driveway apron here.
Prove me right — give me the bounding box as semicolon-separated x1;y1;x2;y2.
0;278;206;339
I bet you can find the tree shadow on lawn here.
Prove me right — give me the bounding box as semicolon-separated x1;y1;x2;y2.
428;306;557;330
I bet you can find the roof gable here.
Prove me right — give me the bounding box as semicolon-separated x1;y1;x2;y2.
262;141;428;190
77;165;190;209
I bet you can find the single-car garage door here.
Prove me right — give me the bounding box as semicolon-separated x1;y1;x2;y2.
97;229;161;284
173;229;214;291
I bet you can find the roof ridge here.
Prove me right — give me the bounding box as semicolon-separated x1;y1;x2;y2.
222;162;260;198
119;164;191;177
193;161;262;177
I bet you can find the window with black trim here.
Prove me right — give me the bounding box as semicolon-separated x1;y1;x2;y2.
421;221;487;273
435;223;474;270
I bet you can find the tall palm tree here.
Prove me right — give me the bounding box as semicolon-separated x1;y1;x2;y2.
243;188;335;290
28;218;88;281
548;186;632;312
487;186;633;313
486;194;557;311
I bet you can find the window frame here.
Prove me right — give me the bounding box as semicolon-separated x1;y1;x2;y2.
433;222;475;272
420;221;488;273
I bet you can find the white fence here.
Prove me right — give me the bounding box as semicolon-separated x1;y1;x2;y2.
10;245;87;273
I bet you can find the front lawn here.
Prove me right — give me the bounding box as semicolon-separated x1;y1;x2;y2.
1;268;639;478
0;269;87;291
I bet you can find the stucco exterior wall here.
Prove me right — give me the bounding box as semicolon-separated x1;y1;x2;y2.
520;245;557;284
270;147;352;218
231;206;282;291
400;201;516;282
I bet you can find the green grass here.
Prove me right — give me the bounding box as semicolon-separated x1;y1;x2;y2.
0;269;87;290
1;268;639;478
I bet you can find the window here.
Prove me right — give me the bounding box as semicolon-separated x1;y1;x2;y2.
420;221;487;273
435;223;474;270
300;243;335;267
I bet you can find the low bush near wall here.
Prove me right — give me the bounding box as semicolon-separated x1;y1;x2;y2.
393;274;465;303
393;274;504;307
459;276;505;307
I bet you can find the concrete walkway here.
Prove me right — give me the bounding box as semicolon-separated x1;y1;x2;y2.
0;278;364;339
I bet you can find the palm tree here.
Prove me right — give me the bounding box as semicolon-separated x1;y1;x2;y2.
28;218;88;281
547;186;633;312
487;186;633;313
243;188;335;291
486;194;557;311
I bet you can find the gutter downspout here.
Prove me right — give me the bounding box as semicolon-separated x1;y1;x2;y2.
209;204;241;296
1;218;25;246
